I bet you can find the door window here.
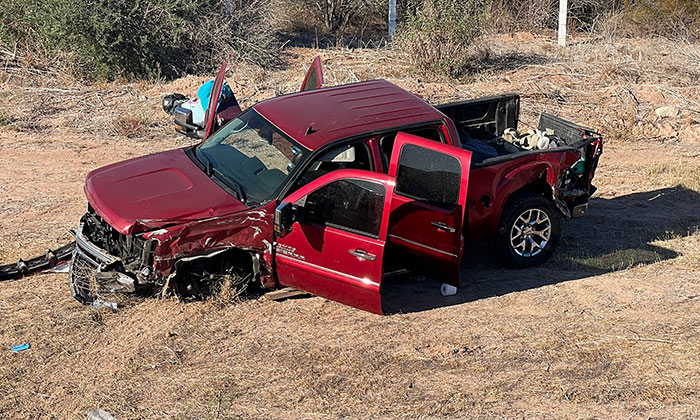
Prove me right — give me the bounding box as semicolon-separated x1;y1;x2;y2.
379;126;445;172
293;142;372;190
302;179;385;238
394;144;461;209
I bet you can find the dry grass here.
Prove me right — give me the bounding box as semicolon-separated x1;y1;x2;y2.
0;34;699;419
111;116;149;139
646;163;700;192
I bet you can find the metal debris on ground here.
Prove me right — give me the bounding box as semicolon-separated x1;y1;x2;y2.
92;299;118;311
87;409;119;420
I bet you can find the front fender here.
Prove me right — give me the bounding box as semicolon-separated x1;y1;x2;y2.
144;204;276;286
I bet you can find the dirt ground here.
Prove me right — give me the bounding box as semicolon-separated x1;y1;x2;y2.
0;33;699;419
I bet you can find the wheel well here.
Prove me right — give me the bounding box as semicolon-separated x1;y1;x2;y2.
170;248;257;296
501;176;554;214
516;176;552;197
180;248;256;277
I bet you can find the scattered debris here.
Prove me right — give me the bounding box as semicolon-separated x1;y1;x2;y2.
87;409;119;420
12;343;30;353
92;299;118;311
440;284;457;296
0;242;75;282
655;105;680;118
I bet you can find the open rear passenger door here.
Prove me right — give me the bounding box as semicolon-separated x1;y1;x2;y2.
386;132;472;288
300;56;324;92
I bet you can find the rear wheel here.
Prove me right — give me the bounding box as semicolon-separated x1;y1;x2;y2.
496;193;562;268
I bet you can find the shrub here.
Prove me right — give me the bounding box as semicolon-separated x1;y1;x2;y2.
395;0;490;78
489;0;557;31
279;0;386;45
489;0;624;33
620;0;700;39
0;0;279;81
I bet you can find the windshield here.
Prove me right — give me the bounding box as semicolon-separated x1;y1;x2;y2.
196;109;307;205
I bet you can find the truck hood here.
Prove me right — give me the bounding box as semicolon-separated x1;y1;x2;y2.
84;148;248;234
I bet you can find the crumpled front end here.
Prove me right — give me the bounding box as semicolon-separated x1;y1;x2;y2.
69;202;277;304
69;208;157;304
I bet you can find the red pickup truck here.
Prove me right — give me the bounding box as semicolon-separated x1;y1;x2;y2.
69;61;603;314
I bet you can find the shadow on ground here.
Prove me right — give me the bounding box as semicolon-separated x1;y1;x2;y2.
382;186;700;314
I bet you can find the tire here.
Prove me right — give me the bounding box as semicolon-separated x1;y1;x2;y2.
495;192;562;268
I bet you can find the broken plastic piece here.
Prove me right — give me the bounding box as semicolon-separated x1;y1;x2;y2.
12;343;30;353
87;409;119;420
571;157;586;175
440;283;457;296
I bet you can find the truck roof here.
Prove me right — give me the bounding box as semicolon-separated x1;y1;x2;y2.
253;80;445;151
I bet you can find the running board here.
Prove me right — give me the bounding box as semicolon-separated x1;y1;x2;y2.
264;287;310;301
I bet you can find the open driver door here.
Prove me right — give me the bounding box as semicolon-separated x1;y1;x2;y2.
273;135;470;314
274;170;393;314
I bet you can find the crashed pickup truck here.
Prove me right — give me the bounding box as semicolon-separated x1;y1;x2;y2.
68;59;602;314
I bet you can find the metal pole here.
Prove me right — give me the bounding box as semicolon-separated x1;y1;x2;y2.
388;0;396;42
558;0;568;47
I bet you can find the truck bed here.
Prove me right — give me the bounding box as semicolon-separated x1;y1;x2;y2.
437;95;601;167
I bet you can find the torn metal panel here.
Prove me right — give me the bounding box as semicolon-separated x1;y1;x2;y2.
148;202;276;286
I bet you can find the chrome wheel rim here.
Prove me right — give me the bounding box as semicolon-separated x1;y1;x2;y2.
510;208;551;257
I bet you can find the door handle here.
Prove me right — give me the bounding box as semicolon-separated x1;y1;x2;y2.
349;249;376;261
431;221;456;233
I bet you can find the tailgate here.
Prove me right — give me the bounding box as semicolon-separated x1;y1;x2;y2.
540;113;603;216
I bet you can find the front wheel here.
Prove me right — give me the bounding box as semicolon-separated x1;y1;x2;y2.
495;193;562;268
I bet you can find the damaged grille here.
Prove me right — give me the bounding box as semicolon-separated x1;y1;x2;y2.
68;208;159;306
69;250;98;304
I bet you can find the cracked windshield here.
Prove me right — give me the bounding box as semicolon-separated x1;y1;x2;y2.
197;110;307;204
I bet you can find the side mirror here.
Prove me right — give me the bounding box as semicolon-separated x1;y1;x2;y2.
274;202;295;238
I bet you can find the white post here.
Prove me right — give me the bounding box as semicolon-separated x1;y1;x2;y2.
388;0;397;42
558;0;568;47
